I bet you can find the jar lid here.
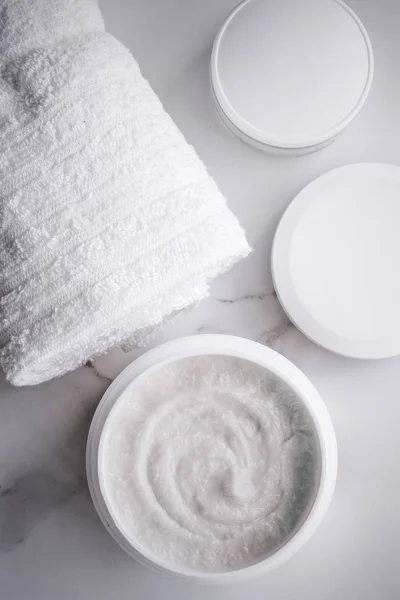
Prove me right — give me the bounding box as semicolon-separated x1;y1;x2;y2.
211;0;373;149
272;164;400;359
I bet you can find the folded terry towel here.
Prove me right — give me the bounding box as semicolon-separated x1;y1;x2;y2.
0;0;250;386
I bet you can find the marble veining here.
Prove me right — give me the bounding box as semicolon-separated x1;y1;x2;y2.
84;360;113;384
0;366;105;557
214;291;275;303
0;473;87;553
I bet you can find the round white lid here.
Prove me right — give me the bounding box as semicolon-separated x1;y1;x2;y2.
211;0;373;149
272;164;400;359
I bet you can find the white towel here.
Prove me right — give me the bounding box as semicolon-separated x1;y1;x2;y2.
0;0;250;386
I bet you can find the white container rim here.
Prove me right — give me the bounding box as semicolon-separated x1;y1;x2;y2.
211;80;338;156
211;0;374;150
86;334;338;583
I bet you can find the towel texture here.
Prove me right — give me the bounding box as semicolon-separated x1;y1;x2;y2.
0;0;250;386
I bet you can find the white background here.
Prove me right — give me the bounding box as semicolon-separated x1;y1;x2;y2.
1;1;399;598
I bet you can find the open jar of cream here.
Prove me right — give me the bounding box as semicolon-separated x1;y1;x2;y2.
86;335;337;583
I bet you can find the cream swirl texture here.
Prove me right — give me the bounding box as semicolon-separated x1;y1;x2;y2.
102;355;320;571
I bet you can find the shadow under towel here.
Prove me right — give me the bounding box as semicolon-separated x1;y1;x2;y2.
0;0;250;386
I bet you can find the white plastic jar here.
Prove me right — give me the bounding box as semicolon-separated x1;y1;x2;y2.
211;0;374;155
86;335;337;583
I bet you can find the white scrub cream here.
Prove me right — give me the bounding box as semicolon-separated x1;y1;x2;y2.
102;355;320;572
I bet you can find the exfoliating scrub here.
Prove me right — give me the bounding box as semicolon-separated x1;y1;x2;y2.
102;355;320;572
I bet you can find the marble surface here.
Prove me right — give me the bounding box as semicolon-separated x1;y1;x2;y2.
1;0;400;598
